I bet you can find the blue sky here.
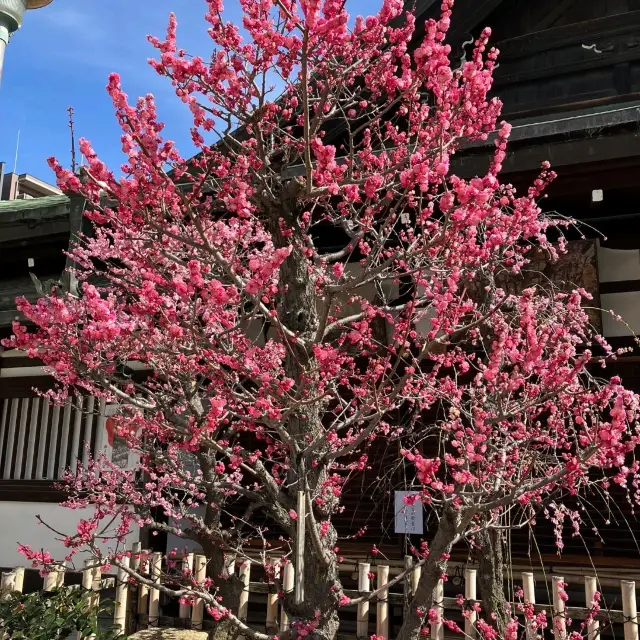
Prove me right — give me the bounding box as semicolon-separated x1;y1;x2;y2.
0;0;382;183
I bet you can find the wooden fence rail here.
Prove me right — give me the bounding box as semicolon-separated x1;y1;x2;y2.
2;548;640;639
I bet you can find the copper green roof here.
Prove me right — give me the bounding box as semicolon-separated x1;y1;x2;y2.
0;194;71;223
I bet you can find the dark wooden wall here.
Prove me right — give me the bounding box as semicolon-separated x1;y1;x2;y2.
443;0;640;115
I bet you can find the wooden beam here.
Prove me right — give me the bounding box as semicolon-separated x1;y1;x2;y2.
447;0;506;41
0;479;67;502
495;49;640;87
600;280;640;294
496;10;640;60
57;397;72;480
454;132;640;177
534;0;576;32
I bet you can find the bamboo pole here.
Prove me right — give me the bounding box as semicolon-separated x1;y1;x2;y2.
404;555;413;605
552;576;567;640
357;562;370;638
266;558;279;634
128;543;142;634
295;490;306;605
43;568;59;592
432;579;444;640
148;552;162;627
412;561;421;596
584;576;600;640
522;572;536;640
131;542;142;572
465;568;477;639
280;561;295;633
137;552;150;618
191;554;207;629
56;562;67;588
402;556;413;616
12;568;24;594
79;560;97;640
179;553;194;619
376;565;389;640
0;572;10;599
238;560;251;640
1;568;23;597
622;580;639;640
114;556;130;636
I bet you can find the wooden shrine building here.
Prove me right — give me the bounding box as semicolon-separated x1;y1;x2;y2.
1;0;640;580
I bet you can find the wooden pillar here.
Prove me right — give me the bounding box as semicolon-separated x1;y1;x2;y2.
35;399;50;480
464;568;477;639
57;398;73;479
69;396;84;474
13;398;29;479
3;399;19;479
114;557;130;636
191;555;207;630
357;562;371;638
622;580;639;640
94;399;107;456
46;404;61;479
25;397;40;479
376;565;389;640
552;576;566;640
81;396;95;467
0;399;8;474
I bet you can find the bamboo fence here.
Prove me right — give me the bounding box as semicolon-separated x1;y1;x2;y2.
1;546;640;639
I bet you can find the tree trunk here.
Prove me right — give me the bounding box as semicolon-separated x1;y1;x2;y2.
476;527;509;635
281;524;341;640
395;508;460;640
210;618;242;640
202;542;244;640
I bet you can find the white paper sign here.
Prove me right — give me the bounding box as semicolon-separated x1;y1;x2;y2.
394;491;424;534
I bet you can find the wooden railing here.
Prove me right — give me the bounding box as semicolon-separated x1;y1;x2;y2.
3;544;640;639
0;396;109;481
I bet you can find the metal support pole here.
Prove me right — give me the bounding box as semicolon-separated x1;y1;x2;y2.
0;20;9;88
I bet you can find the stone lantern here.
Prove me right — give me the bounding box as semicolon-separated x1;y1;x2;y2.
0;0;53;85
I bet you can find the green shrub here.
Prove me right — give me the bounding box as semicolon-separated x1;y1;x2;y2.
0;585;124;639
